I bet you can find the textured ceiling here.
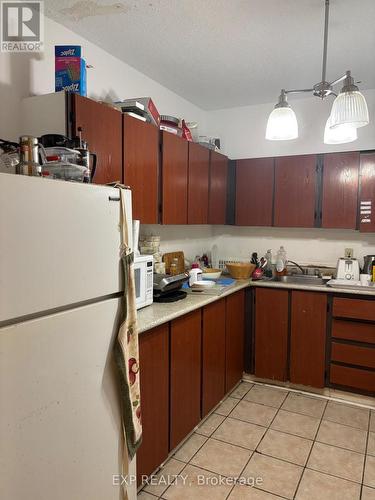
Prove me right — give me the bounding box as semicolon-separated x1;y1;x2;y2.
45;0;375;110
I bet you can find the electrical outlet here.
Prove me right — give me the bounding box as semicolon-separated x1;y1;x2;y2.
345;248;353;258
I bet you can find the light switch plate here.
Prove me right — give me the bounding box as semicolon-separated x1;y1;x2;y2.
345;248;353;258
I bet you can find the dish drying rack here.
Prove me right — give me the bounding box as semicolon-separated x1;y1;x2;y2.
218;258;250;270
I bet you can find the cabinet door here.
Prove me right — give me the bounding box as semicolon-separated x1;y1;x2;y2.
161;132;188;224
255;288;288;381
225;290;245;392
208;151;228;224
274;155;317;227
359;152;375;232
123;115;159;224
137;324;169;483
188;142;210;224
322;152;359;229
236;158;274;226
170;310;201;449
202;299;226;417
72;94;122;185
290;291;327;388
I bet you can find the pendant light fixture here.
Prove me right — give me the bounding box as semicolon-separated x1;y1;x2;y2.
265;90;298;140
265;0;369;143
324;116;357;144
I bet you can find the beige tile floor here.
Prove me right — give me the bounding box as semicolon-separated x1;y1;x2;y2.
138;381;375;500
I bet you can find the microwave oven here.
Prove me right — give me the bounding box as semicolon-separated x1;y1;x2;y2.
134;255;153;310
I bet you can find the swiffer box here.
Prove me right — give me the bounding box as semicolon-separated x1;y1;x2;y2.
55;45;87;96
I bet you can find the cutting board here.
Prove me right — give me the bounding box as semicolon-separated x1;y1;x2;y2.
162;251;185;274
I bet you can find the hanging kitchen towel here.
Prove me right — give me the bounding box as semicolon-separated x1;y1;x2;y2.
114;187;142;488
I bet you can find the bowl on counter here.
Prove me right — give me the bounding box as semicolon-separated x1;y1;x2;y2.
201;268;222;280
226;262;256;279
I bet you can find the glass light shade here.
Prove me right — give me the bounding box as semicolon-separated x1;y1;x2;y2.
265;106;298;140
324;116;357;144
330;91;369;129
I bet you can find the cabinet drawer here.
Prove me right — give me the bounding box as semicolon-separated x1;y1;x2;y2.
332;319;375;344
330;364;375;394
331;342;375;369
332;297;375;322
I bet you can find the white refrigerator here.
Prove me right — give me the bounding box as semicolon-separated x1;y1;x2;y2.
0;174;136;500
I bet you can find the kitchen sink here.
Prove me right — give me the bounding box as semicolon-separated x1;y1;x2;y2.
273;275;326;286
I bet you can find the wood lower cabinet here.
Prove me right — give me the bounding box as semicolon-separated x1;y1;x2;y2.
123;115;159;224
332;297;375;322
188;143;210;224
359;152;375;232
274;155;317;228
290;291;327;388
209;151;228;224
330;365;375;394
71;94;122;185
161;132;189;224
322;152;359;229
236;158;274;226
202;299;226;417
137;324;169;484
329;295;375;395
225;289;245;392
254;288;289;381
170;310;202;449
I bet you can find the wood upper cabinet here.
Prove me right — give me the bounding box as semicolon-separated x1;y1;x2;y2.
123;115;159;224
137;324;169;484
170;310;202;449
322;152;360;229
202;299;226;417
236;158;274;226
209;151;228;224
359;152;375;232
71;94;122;185
290;291;327;388
188;143;210;224
225;289;245;392
274;155;317;228
255;288;289;381
161;132;189;224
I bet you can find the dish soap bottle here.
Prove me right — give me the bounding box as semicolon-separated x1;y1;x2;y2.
264;249;273;278
275;246;287;277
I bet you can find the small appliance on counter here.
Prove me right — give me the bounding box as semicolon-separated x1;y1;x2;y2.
134;255;153;310
153;273;189;303
336;257;360;281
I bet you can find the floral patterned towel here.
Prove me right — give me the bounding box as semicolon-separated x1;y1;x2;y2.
114;187;142;496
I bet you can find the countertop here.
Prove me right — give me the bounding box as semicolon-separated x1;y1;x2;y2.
137;278;375;334
137;280;249;333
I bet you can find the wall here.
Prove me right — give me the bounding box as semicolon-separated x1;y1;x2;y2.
141;224;375;269
212;226;375;269
0;16;207;141
140;225;214;264
207;90;375;159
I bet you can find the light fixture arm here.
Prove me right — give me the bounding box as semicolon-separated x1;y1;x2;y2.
329;71;351;89
284;88;314;95
321;0;330;83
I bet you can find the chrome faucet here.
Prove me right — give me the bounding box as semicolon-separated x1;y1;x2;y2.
287;260;306;275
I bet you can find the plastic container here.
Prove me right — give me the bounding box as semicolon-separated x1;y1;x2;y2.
275;246;287;276
189;266;202;286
